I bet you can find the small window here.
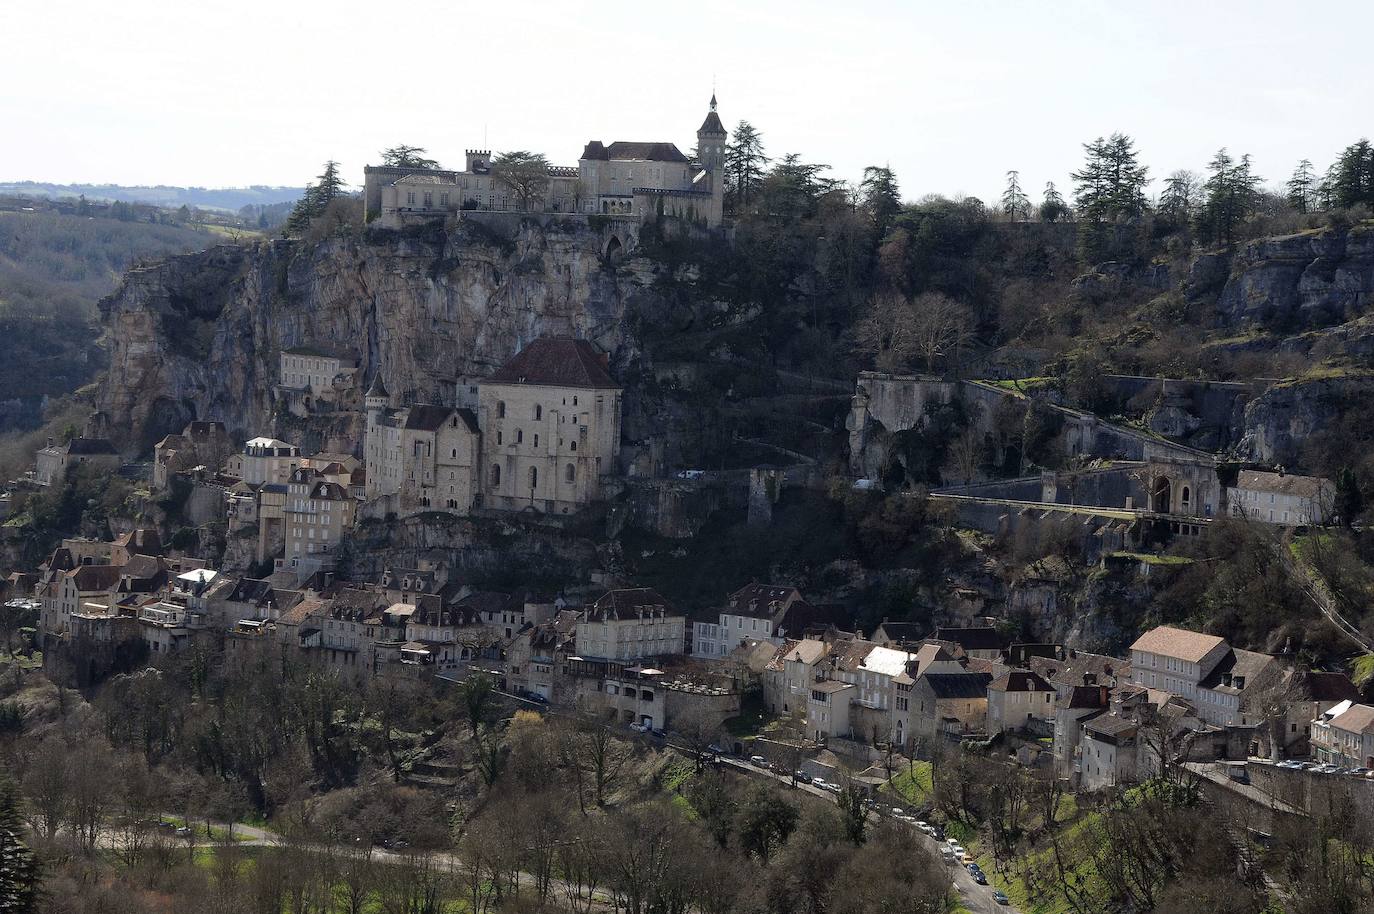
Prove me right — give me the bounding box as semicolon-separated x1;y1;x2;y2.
516;429;523;444
565;463;575;483
534;434;539;448
534;404;542;420
497;401;506;418
570;441;577;452
529;467;538;488
490;464;501;486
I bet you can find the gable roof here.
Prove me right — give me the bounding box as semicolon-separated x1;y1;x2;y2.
1302;671;1360;703
1235;470;1328;498
486;338;619;390
65;437;119;456
922;672;993;699
403;404;455;432
989;670;1055;693
581;141;689;163
587;588;675;620
1329;703;1374;735
1129;625;1226;664
1199;648;1279;693
934;626;1008;652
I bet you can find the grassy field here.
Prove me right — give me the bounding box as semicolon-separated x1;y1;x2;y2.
881;761;934;805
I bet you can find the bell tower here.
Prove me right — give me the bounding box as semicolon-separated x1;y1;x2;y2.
696;93;728;224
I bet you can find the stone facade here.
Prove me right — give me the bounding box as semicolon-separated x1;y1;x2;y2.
368;96;726;229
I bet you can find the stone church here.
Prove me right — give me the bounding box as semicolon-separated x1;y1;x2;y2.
364;338;622;518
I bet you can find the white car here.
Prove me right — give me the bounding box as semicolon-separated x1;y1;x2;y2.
750;755;769;768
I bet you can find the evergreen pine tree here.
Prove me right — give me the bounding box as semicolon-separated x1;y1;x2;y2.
724;121;768;212
1001;170;1031;221
1197;149;1261;245
859;165;901;236
0;777;39;914
1286;159;1316;213
1038;181;1070;222
1329;139;1374;209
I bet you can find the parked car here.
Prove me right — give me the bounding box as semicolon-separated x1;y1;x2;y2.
1349;767;1372;777
891;806;905;816
750;755;768;768
993;889;1010;905
972;871;988;885
966;862;981;874
175;826;192;838
794;771;813;784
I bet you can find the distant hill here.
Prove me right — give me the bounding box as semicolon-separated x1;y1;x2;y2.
0;181;304;212
0;202;226;442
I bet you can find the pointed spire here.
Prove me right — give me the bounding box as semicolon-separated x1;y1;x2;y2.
366;372;388;399
710;92;717;112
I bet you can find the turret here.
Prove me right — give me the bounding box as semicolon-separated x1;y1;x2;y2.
365;372;389;418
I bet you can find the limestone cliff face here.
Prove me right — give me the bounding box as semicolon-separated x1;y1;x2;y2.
95;219;642;453
1236;375;1374;465
1214;225;1374;327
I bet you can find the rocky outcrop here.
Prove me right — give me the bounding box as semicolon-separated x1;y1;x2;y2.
1216;226;1374;328
95;218;645;453
1236;375;1374;465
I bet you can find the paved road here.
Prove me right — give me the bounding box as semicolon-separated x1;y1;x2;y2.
713;756;1015;914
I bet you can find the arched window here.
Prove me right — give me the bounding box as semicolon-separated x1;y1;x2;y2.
570;441;577;452
534;434;539;448
1181;485;1191;507
451;448;457;458
490;464;501;486
534;404;542;420
497;401;506;418
565;463;575;483
516;429;523;444
529;466;538;489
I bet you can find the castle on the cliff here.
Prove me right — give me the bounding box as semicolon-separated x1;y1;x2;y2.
363;95;727;230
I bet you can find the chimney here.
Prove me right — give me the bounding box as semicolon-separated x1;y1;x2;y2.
1100;685;1110;706
1083;672;1097;686
1222;673;1233;688
1233;675;1245;690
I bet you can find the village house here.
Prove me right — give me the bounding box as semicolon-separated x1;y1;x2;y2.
807;679;857;742
1054;682;1113;778
279;346;361;413
237;437;303;486
575;588;684;661
1127;625;1230;703
33;436;119;487
152;421;230;489
987;669;1057;735
1078;712;1139;790
906;671;993;744
933;626;1009;660
283;467;356;579
1311;701;1374;768
1227;469;1333;526
691;583;849;659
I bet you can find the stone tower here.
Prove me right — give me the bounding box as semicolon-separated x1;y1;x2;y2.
696;94;728;223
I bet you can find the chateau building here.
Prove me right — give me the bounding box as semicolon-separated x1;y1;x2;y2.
366;96;727;229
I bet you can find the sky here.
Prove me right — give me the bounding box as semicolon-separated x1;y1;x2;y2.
2;0;1370;204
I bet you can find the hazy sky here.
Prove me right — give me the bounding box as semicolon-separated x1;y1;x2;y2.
3;0;1369;203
